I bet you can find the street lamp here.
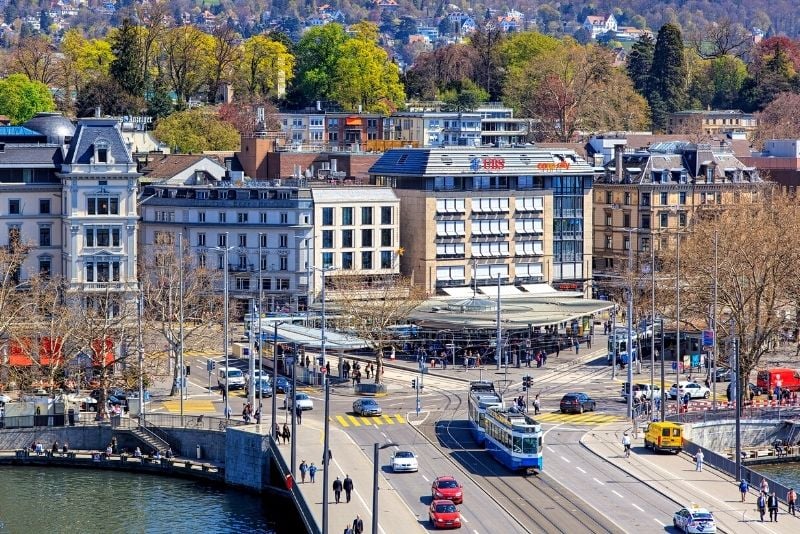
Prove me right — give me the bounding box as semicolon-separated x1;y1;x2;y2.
296;234;312;324
212;234;235;419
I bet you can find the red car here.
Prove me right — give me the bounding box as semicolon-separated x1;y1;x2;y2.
429;499;461;529
431;476;463;504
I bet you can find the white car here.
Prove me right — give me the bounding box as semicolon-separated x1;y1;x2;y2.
283;392;314;411
246;369;268;390
673;504;717;533
0;394;11;404
391;451;419;472
669;381;710;400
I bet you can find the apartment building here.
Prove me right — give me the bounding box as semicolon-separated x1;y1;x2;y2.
667;110;758;139
593;140;761;285
369;147;596;294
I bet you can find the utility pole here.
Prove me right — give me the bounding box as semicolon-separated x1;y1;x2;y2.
322;377;331;534
611;305;617;380
627;236;634;421
257;233;263;412
178;233;185;417
223;236;230;419
733;318;741;481
675;232;681;416
272;320;278;437
495;274;501;371
248;298;256;408
372;442;380;534
712;229;719;411
660;317;666;421
650;235;656;400
137;290;145;426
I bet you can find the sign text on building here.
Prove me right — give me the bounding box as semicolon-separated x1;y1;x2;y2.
470;157;506;171
536;161;571;171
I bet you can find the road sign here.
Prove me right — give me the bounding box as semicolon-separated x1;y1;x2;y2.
416;398;421;414
702;330;714;349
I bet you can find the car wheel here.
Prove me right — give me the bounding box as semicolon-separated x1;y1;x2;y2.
579;405;584;414
591;403;596;412
703;391;710;399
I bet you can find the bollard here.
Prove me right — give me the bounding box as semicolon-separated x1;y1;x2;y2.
196;444;202;460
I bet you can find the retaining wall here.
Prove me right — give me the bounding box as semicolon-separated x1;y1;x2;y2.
0;426;113;451
224;424;271;491
686;419;800;451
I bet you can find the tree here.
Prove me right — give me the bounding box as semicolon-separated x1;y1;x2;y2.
328;274;425;385
441;80;488;112
752;92;800;148
0;74;55;124
0;246;28;391
161;25;215;106
218;96;280;136
709;55;747;108
498;31;560;77
140;233;222;397
237;34;295;98
690;18;751;59
627;34;655;98
207;24;242;103
153;108;240;153
650;24;687;131
468;24;505;100
60;30;115;110
75;74;145;117
7;35;61;86
404;44;478;100
293;24;349;106
109;18;146;97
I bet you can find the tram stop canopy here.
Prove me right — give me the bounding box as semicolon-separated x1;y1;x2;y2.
265;322;371;351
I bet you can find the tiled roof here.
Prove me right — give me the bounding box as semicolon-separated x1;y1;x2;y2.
0;145;63;166
141;154;206;179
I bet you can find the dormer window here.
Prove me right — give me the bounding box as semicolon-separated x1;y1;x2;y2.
94;139;110;164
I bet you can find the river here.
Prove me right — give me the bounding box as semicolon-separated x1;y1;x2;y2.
752;462;800;490
0;466;288;533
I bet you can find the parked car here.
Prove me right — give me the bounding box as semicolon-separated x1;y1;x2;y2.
283;392;313;410
668;382;710;399
353;398;382;416
711;367;733;383
431;476;463;504
726;382;766;401
429;499;461;529
560;393;596;414
390;451;419;472
246;369;268;391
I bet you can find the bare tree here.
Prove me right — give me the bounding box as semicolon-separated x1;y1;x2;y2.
690;18;752;59
328;274;426;384
140;233;222;396
0;244;30;392
7;35;62;86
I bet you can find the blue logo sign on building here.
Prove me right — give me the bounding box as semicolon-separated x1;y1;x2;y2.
469;157;481;172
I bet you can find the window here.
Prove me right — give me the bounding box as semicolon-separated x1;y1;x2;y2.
198;211;206;223
96;145;108;163
341;230;353;248
641;237;650;252
261;278;272;291
381;228;393;246
660;212;669;228
474;176;508;190
679;191;687;205
341;252;353;269
280;212;288;224
322;207;334;226
85;227;121;247
86;260;120;282
322;230;334;249
605;191;612;204
380;251;393;269
322;252;334;268
279;234;288;248
237;212;249;223
238;234;247;247
514;197;543;212
87;197;119;215
39;226;51;247
436;266;465;282
381;206;392;224
605;213;612;226
361;229;373;247
218;254;225;270
197;233;206;247
623;213;630;227
198;253;207;268
472;220;509;236
361;207;373;225
515;241;544;256
640;193;650;206
341;207;353;226
39;199;50;214
623;192;631;205
277;278;290;290
679;212;687;227
623;236;630;250
641;214;650;229
436;243;465;258
238;254;247;269
660;192;668;205
514;219;543;235
260;212;267;224
260;234;268;247
472;241;509;258
236;278;250;291
605;236;612;249
361;251;373;269
218;234;227;247
39;256;51;276
280;256;288;271
219;212;227;223
474;263;509;280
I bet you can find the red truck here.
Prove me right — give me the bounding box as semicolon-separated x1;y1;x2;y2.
756;368;800;398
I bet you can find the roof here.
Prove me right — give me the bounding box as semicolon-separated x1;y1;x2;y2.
0;144;63;166
65;118;133;165
0;126;44;137
310;186;398;203
141;154;214;179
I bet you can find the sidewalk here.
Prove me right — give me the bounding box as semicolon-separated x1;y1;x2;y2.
582;422;800;533
273;414;425;534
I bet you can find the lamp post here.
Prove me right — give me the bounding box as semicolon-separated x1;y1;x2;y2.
711;229;719;411
322;376;331;534
495;274;502;371
257;233;264;418
178;233;186;417
626;229;634;421
137;290;145;426
212;235;234;419
290;346;297;478
675;231;681;416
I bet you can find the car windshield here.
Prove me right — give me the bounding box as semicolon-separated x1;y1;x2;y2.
562;395;579;401
228;370;243;377
296;394;308;400
437;480;458;488
363;400;378;406
395;451;414;458
692;513;713;520
435;504;457;513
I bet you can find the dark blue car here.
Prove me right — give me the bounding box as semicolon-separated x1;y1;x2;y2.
273;376;292;394
560;392;596;414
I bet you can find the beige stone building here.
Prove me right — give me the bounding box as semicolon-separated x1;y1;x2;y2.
667;110;758;139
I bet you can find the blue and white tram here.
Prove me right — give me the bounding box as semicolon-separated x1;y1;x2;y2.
483;406;543;472
467;381;502;445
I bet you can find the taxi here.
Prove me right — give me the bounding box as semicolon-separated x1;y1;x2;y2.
429;499;461;529
673;503;717;533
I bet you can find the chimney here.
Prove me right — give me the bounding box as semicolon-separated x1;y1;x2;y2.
316;100;322;111
94;106;101;118
614;144;623;182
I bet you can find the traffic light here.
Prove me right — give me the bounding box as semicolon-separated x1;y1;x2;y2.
206;359;216;372
411;379;417;390
523;375;532;388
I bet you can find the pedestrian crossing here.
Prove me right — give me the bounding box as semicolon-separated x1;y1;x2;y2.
533;411;625;426
161;399;217;414
333;414;406;428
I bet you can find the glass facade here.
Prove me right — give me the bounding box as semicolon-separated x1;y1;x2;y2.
551;176;585;281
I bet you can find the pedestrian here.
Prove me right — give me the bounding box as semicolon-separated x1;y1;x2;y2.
352;515;364;534
221;386;227;402
555;343;560;357
333;476;343;503
224;405;232;420
62;442;69;456
757;492;767;522
768;490;779;522
296;404;303;425
282;423;291;445
352;371;357;387
324;448;333;466
533;395;541;415
542;351;547;366
574;338;580;354
739;479;749;502
274;422;281;439
695;449;704;471
343;474;354;502
761;478;770;495
309;462;317;483
299;460;308;483
326;361;331;376
366;365;372;380
788;487;797;516
52;441;59;456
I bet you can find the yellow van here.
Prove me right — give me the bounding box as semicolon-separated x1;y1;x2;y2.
643;421;683;453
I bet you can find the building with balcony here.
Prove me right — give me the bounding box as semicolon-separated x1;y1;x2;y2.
369;147;597;295
593;140;761;293
139;180;313;311
666;109;758;139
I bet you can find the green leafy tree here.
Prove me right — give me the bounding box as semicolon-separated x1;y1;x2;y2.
441;80;489;111
237;34;295;98
109;18;146;98
709;55;747;108
153;109;240;153
146;75;174;119
627;34;655;98
294;24;349;106
75;74;145;117
0;74;55;124
650;24;687;131
161;26;215;106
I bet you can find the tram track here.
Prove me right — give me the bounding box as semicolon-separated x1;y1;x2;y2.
413;378;624;534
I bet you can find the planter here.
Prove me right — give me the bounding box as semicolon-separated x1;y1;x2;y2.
355;383;388;396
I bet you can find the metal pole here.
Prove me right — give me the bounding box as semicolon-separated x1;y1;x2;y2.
291;352;297;478
138;290;145;426
660;318;665;421
223;237;230;418
306;236;311;325
248;299;256;409
733;318;741;481
258;234;263;411
627;240;634;421
611;305;617;380
179;233;185;416
322;377;331;534
650;236;656;399
372;442;379;534
272;320;278;437
495;274;501;370
321;269;327;374
712;229;718;411
675;232;681;416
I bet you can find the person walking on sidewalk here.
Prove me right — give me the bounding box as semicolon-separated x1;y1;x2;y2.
739;479;749;502
694;449;704;471
757;492;767;522
788;487;797;516
533;395;541;415
308;462;317;483
282;423;291;445
343;474;354;502
333;476;343;504
324;448;333;466
352;515;364;534
622;432;631;458
768;491;779;521
299;460;308;483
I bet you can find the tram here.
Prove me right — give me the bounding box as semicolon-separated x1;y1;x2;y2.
483;406;544;472
467;381;502;445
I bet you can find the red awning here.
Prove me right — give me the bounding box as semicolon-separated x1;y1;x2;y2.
90;338;115;367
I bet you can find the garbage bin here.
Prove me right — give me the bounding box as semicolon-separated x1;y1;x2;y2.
68;409;75;426
196;445;202;460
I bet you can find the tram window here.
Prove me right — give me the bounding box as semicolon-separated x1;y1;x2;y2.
523;436;537;454
513;436;522;453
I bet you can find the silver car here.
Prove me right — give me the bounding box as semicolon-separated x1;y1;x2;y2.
353;398;382;416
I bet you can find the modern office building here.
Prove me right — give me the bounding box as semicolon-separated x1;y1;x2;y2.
369;147;597;295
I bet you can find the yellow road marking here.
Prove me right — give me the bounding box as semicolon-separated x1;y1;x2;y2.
347;415;362;427
161;399;216;414
382;414;395;425
394;414;406;424
336;415;349;427
362;417;378;425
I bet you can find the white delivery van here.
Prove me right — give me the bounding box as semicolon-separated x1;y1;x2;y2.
218;367;245;390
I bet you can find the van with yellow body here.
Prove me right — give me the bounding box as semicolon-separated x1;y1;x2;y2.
643;421;683;453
